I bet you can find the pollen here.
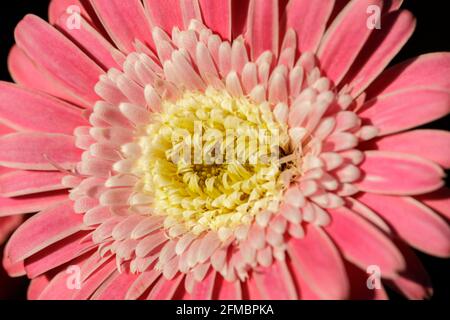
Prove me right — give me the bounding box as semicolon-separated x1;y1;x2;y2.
133;88;293;235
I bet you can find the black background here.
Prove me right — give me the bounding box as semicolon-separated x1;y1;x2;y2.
0;0;448;301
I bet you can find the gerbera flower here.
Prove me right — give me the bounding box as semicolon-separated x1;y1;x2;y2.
0;0;449;300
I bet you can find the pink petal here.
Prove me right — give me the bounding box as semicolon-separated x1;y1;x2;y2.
0;132;82;171
37;271;74;300
286;0;334;53
90;0;154;53
345;261;388;300
0;191;68;217
360;88;450;136
416;188;450;221
24;231;95;278
356;193;450;257
318;0;384;84
0;215;22;244
27;275;50;300
144;0;183;34
55;12;121;70
190;268;216;299
6;201;83;263
8;46;88;108
252;260;297;300
366;52;450;99
0;82;87;134
356;151;445;195
326;206;405;278
366;130;450;169
15;15;103;105
125;270;161;300
386;241;433;300
72;257;117;299
0;170;65;197
48;0;90;24
91;269;139;300
288;224;350;299
215;277;242;300
199;0;231;40
246;0;279;59
148;274;184;300
343;10;416;96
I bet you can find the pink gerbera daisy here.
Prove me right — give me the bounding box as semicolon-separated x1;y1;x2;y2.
0;0;449;300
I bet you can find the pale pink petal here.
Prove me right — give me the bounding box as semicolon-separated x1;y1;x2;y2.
0;133;81;171
91;0;154;53
366;52;450;99
360;88;450;136
343;10;416;96
356;151;445;195
0;191;68;217
326;206;405;278
286;0;334;53
357;193;450;257
24;231;95;278
318;0;384;84
0;170;65;197
8;46;89;108
246;0;279;59
199;0;231;40
416;188;450;221
366;130;450;168
144;0;183;34
55;13;121;70
0;82;87;134
15;15;103;105
288;224;350;299
252;260;297;300
6;201;83;262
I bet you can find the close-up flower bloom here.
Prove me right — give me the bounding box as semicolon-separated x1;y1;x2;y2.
0;0;449;300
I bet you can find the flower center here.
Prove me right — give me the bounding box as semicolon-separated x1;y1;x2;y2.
133;88;293;236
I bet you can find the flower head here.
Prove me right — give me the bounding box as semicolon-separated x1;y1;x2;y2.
0;0;449;300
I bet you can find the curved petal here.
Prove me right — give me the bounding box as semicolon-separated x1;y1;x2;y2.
356;151;445;195
0;133;82;171
366;130;450;169
343;10;416;96
0;82;87;134
24;231;95;278
317;0;384;85
286;0;335;54
252;259;297;300
359;88;450;136
356;193;450;257
214;276;242;300
55;12;121;70
8;46;89;108
143;0;183;34
0;215;22;244
0;170;66;197
288;224;350;299
416;188;450;221
90;0;154;53
199;0;231;41
0;191;68;217
326;206;405;278
15;15;104;106
386;241;433;300
6;201;84;263
48;0;90;24
366;52;450;99
245;0;279;59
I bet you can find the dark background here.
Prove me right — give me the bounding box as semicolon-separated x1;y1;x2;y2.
0;0;448;300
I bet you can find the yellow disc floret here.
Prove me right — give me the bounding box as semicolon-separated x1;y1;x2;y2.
134;88;291;235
